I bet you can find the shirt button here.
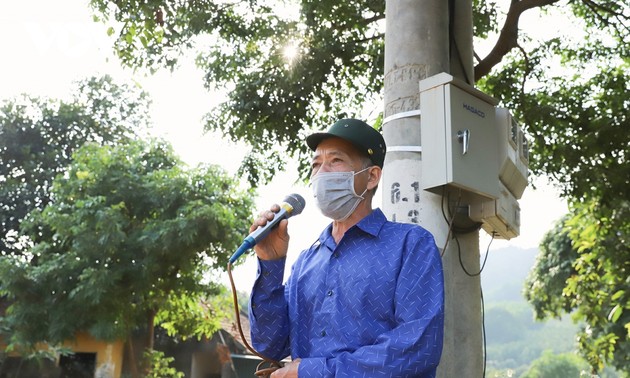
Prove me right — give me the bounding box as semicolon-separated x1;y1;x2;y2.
320;330;327;337
327;290;333;297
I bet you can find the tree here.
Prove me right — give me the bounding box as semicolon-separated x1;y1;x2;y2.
524;215;576;320
0;75;151;257
525;202;629;375
520;350;589;378
0;140;254;377
89;0;629;372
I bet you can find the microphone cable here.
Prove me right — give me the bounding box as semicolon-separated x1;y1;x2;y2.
227;261;283;377
225;193;304;376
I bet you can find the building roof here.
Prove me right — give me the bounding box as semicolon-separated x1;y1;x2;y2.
220;310;254;355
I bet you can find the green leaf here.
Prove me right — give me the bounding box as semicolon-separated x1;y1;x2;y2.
1;137;255;364
608;304;622;323
611;290;625;301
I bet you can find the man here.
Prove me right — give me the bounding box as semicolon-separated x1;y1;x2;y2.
248;118;444;377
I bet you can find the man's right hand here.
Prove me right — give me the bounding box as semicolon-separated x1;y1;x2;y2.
250;204;290;261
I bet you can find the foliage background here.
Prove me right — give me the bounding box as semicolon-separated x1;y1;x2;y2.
1;0;627;376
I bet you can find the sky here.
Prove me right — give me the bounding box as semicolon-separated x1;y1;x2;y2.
0;0;569;293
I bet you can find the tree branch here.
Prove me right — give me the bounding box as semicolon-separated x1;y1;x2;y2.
582;0;628;19
354;32;385;45
516;42;531;93
474;0;561;81
363;13;385;26
582;0;630;35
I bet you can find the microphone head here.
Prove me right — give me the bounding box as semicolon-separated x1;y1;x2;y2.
283;193;306;216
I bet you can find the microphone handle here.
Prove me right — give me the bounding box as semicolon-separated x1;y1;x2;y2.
228;237;255;264
228;207;289;264
248;207;289;244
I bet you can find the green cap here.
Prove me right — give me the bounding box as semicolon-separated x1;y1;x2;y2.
306;118;387;168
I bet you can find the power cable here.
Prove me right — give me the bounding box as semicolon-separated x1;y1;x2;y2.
440;187;460;257
227;262;283;377
455;231;494;277
448;0;473;85
443;194;494;378
481;285;487;378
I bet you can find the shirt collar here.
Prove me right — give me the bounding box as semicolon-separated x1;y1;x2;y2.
317;208;387;245
354;208;387;237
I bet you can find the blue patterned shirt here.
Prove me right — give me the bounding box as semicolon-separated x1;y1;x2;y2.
249;208;444;377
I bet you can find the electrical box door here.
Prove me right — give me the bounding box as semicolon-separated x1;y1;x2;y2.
496;108;528;199
420;73;500;200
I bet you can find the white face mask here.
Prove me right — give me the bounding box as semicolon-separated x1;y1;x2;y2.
311;167;369;221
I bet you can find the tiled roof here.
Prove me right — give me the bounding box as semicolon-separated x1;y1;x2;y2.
220;310;254;355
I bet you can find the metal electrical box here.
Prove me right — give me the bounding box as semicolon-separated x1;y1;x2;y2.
470;182;521;239
419;73;529;240
419;73;500;200
496;108;528;199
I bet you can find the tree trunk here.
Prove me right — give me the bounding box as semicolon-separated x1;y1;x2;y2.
142;308;157;376
147;309;156;351
127;335;140;378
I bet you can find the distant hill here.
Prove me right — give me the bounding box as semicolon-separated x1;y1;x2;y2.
478;246;583;376
480;246;539;303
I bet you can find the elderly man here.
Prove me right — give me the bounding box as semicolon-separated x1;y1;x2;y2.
248;118;444;377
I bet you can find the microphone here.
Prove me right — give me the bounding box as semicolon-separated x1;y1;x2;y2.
228;193;306;263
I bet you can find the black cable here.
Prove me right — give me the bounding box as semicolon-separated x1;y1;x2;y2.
479;234;496;378
440;186;450;225
481;285;487;378
443;189;494;377
440;187;459;257
455;233;494;377
448;0;455;63
448;0;473;85
454;231;494;277
444;190;482;235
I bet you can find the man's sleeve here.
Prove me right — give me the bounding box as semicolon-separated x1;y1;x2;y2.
248;257;291;361
298;233;445;378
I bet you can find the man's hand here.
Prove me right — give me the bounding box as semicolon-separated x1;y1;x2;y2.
271;359;301;378
251;204;290;261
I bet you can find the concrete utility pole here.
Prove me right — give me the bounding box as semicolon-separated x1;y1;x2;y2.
382;0;482;377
